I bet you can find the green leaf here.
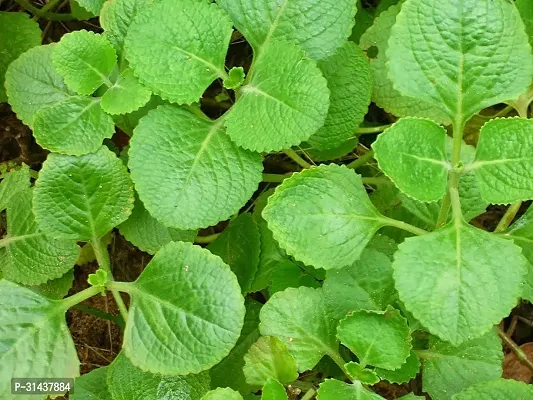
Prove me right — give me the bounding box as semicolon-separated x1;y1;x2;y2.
125;0;232;104
216;0;356;60
101;68;151;115
70;367;112;400
259;287;338;372
129;106;262;230
119;196;196;255
0;188;80;285
243;336;298;386
421;330;502;400
517;0;533;46
398;395;425;400
0;281;79;398
0;12;41;103
0;164;31;212
268;261;320;296
30;270;74;300
107;351;210;400
393;222;526;345
88;269;107;288
473;118;533;204
225;41;329;152
337;307;411;370
344;362;380;385
452;379;533;400
262;164;387;270
208;213;261;294
210;299;263;394
5;44;74;127
202;388;243;400
316;379;386;400
373;118;449;202
71;0;105;15
375;350;420;384
53;30;117;95
70;0;97;20
359;4;451;125
323;248;396;319
118;241;245;374
33;146;134;241
33;96;115;155
387;0;533;123
261;379;287;400
307;42;371;151
224;67;245;90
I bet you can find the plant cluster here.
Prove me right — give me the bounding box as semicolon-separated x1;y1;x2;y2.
1;0;533;399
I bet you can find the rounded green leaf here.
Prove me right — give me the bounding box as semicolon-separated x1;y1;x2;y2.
217;0;356;60
359;4;451;125
262;164;387;270
375;350;420;384
344;362;380;385
0;281;79;398
262;378;288;400
33;96;115;156
34;146;134;241
268;260;321;296
421;330;502;400
101;69;151;115
393;222;527;345
53;30;117;95
225;41;330;152
337;307;411;370
259;287;339;372
224;67;246;90
5;44;74;127
517;0;533;46
71;367;112;400
125;0;233;104
118;241;245;374
0;164;31;212
387;0;533;123
307;42;371;151
316;379;386;400
452;379;533;400
373;118;449;202
201;388;243;400
119;196;196;255
129;106;262;230
0;12;41;103
71;0;105;15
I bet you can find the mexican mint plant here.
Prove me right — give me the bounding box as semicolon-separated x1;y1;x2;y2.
1;0;533;399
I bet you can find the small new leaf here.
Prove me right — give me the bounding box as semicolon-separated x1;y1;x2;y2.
223;67;245;90
344;362;380;385
87;269;108;293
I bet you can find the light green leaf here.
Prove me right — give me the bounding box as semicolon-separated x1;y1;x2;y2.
216;0;356;60
107;351;210;400
316;379;386;400
117;241;245;375
224;67;245;90
0;281;79;399
33;146;134;241
373;118;449;202
344;362;380;385
119;196;196;255
210;299;263;394
0;12;41;103
421;330;502;400
473;118;533;204
243;336;298;386
202;388;243;400
0;164;30;212
393;222;526;345
88;269;107;288
129;106;262;230
101;68;151;115
53;30;117;95
268;261;320;296
5;44;74;127
125;0;232;104
262;164;387;270
323;248;396;319
261;379;287;400
452;379;533;400
71;0;105;15
30;270;74;300
208;213;261;294
387;0;533;123
307;42;371;151
517;0;533;46
375;350;420;384
337;307;411;370
359;4;451;125
225;40;329;152
70;0;97;20
71;367;112;400
259;287;338;372
0;188;80;285
33;96;114;155
398;395;425;400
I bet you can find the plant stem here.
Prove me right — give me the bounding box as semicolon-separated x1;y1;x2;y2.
497;326;533;373
284;148;312;169
494;201;523;233
381;217;428;236
435;192;451;228
60;286;101;311
328;351;349;378
356;124;393;135
194;233;220;244
14;0;75;20
301;388;317;400
74;304;125;329
346;150;375;170
91;237;129;321
361;176;390;186
262;173;293;183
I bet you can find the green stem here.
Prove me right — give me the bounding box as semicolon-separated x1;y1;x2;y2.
194;233;220;244
497;326;533;373
14;0;75;20
300;388;317;400
74;304;125;329
107;280;133;293
356;124;393;135
60;286;101;311
262;173;293;183
346;150;374;169
380;217;429;236
38;0;62;14
284;148;312;169
91;237;129;321
361;176;390;186
328;351;349;377
494;201;522;233
435;192;451;228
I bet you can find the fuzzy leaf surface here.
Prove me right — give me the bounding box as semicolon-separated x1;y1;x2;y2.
201;388;243;400
71;0;105;14
30;270;74;300
0;165;31;211
261;379;287;400
375;350;420;384
70;367;111;400
101;69;151;115
317;379;386;400
452;379;533;400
